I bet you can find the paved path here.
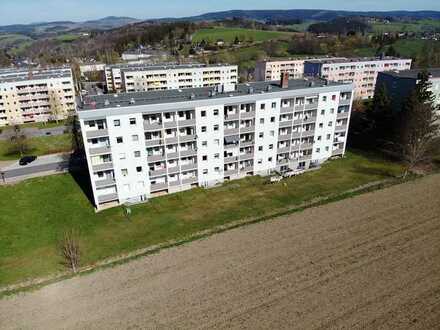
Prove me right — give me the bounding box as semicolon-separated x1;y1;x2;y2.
1;175;440;329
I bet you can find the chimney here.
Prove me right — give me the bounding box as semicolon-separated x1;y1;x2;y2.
280;72;289;89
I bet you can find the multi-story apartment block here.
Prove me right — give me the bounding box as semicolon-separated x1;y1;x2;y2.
0;67;76;126
304;57;412;99
77;75;353;210
255;57;344;81
105;63;238;93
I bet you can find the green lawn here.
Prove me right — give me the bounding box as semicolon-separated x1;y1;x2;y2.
0;133;73;160
192;27;294;43
0;151;404;287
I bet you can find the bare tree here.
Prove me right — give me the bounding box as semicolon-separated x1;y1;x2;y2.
398;71;439;178
9;125;30;157
60;229;81;273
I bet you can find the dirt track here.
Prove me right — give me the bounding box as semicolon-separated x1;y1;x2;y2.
1;175;440;329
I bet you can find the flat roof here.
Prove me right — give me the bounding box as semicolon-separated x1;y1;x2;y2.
0;67;72;84
305;57;411;65
78;78;349;112
108;62;236;73
379;68;440;79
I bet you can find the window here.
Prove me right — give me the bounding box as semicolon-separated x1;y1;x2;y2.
316;148;320;153
260;103;265;110
259;132;264;138
214;167;220;172
328;121;333;127
91;138;98;145
201;126;207;132
119;153;126;160
114;119;120;127
116;137;123;144
330;108;335;114
203;169;208;174
88;121;96;128
268;157;273;162
332;95;337;101
213;125;219;131
325;146;330;151
214;153;220;159
258;146;263;151
136;166;142;173
129;118;136;125
321;110;325;115
322;96;327;102
201;110;206;117
270;130;275;136
214;139;220;145
317;136;322;141
213;109;219;116
327;134;331;140
319;123;323;128
132;135;139;142
202;141;208;147
202;155;208;161
257;159;263;164
260;118;264;124
165;113;171;119
269;144;273;150
97;172;104;178
134;151;141;158
121;169;128;176
271;102;276;109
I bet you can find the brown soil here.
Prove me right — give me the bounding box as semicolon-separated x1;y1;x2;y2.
1;175;440;330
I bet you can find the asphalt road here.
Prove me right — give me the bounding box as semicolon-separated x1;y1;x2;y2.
1;175;439;329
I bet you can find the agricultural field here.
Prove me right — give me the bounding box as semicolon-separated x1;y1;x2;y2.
372;19;440;33
192;27;294;43
0;34;33;49
1;171;439;328
0;151;403;287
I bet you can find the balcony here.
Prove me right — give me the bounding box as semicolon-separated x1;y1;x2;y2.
163;121;178;128
147;154;165;163
301;130;315;137
178;118;196;127
240;111;255;119
339;98;351;106
168;166;180;175
181;163;197;171
180;149;197;157
89;145;111;156
166;151;179;160
179;135;197;143
92;162;113;172
294;105;304;112
143;121;162;131
335;125;348;132
279;120;293;128
304;102;319;110
95;178;116;189
239;166;253;173
145;139;162;147
299;154;312;161
224;128;239;136
239;152;254;161
224;169;238;176
280;106;294;114
332;149;344;156
240;140;254;148
97;193;119;204
240;126;255;134
224;113;239;121
182;177;198;185
164;137;179;145
278;134;291;141
86;129;108;139
303;116;317;124
277;146;290;154
337;112;350;119
150;182;168;192
149;168;167;177
224;156;239;164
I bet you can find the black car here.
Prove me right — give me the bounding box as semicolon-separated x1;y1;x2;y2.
19;156;37;166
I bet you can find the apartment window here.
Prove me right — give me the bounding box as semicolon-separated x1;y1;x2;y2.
202;155;208;161
201;110;206;117
88;121;95;128
268;157;273;162
214;167;220;172
202;141;208;147
330;108;335;114
260;118;264;124
203;169;208;174
328;121;333;127
201;126;207;132
136;166;142;173
321;110;325;115
119;153;126;160
97;172;104;178
269;144;273;150
270;117;275;123
129;118;136;125
270;130;275;136
325;146;330;151
319;123;323;128
114;119;120;127
322;96;327;102
91;138;98;145
260;103;265;110
317;136;322;141
132;135;139;142
116;137;123;144
213;125;219;131
214;139;220;145
214;153;220;159
259;132;264;138
271;102;276;109
327;134;331;140
134;151;141;158
165;113;171;119
257;159;263;164
316;148;320;153
121;169;128;176
332;95;337;101
258;146;263;151
213;109;219;116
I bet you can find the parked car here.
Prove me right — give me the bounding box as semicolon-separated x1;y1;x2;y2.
19;156;37;166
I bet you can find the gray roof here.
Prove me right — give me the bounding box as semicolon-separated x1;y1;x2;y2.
379;68;440;79
78;78;348;112
0;67;72;84
108;62;236;73
305;56;411;65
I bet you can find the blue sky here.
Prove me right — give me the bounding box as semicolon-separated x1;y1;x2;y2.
1;0;439;25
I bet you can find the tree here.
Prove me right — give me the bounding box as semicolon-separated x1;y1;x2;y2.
9;125;30;157
60;229;81;273
398;71;439;177
367;84;395;145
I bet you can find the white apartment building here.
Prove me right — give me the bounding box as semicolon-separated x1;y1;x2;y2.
255;57;345;82
0;67;76;126
304;56;412;99
105;63;238;93
77;76;353;210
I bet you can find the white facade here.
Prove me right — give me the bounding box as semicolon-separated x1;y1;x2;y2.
0;67;76;126
304;57;412;99
78;79;354;210
105;63;238;93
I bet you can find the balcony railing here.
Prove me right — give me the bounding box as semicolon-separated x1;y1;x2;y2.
150;182;168;192
95;178;116;189
92;162;113;172
147;154;165;163
86;129;109;139
143;121;162;131
180;163;197;171
149;168;167;177
89;145;111;156
97;193;118;203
